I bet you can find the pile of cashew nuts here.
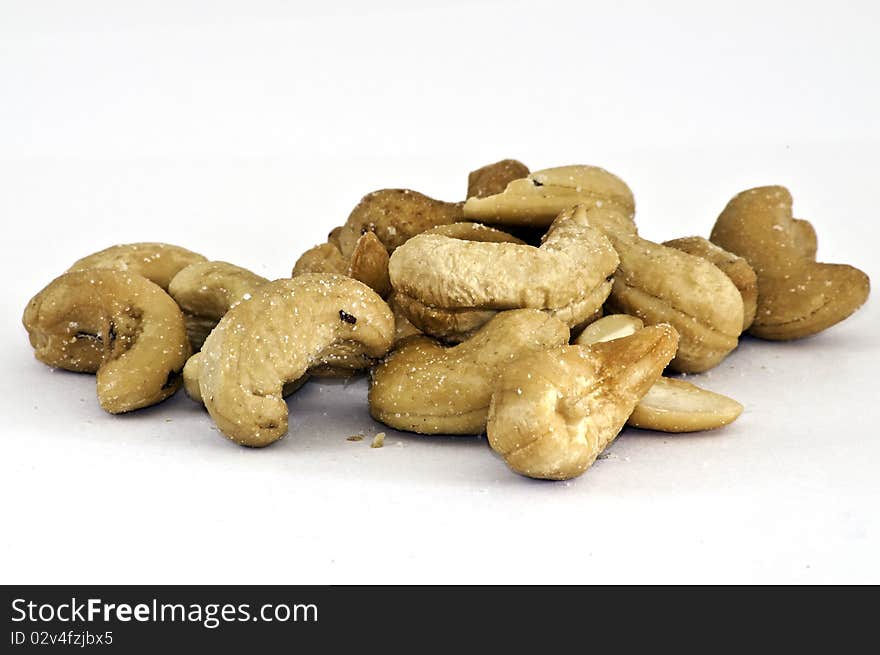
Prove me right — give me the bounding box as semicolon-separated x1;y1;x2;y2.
22;161;871;480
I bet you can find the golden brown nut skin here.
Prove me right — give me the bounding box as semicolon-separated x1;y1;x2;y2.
336;189;464;257
710;186;870;340
488;325;679;480
23;270;190;413
198;274;394;447
68;243;207;290
369;310;569;435
467;159;530;199
663;236;758;331
348;231;391;297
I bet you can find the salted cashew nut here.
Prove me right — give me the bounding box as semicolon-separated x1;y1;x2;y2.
68;243;207;290
488;324;679;480
575;315;743;432
467;159;530;199
23;270;190;413
292;242;348;277
369;310;569;435
198;274;394;447
169;261;269;350
462;165;635;227
182;353;307;404
710;186;870;340
663;236;758;331
586;207;744;373
390;205;618;311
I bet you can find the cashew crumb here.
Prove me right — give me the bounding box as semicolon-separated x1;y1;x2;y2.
371;432;386;448
347;434;364;442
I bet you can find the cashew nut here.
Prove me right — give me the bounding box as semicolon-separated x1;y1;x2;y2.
487;324;679;480
709;186;870;340
68;243;207;290
335;189;464;257
585;207;744;373
467;159;530;199
390;205;618;311
369;310;569;435
169;261;269;350
347;231;391;297
575;314;743;433
198;274;394;447
292;242;348;277
23;270;190;413
663;236;758;331
462;165;635;227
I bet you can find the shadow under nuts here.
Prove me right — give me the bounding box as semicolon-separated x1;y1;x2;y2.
197;274;394;447
369;310;570;435
488;324;679;481
710;185;870;340
23;269;190;414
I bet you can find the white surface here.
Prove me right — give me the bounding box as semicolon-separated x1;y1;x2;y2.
1;1;878;584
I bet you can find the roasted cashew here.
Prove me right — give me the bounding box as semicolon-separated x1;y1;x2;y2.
370;310;569;434
575;315;743;433
488;324;679;480
23;270;190;413
389;205;618;311
182;353;307;404
169;261;269;350
292;242;348;277
335;189;464;257
348;231;391;297
710;186;870;340
198;274;394;447
467;159;530;199
663;236;758;331
68;243;207;290
581;206;743;373
462;165;635;227
393;280;609;343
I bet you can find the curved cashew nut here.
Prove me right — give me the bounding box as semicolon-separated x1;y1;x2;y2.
710;186;870;340
575;315;743;432
23;270;190;413
198;274;394;447
463;165;635;227
663;236;758;331
68;243;207;290
393;280;609;343
389;205;618;311
169;261;269;350
587;207;743;373
370;310;569;435
467;159;530;199
488;325;679;480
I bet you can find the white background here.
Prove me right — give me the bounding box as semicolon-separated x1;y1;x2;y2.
1;1;878;583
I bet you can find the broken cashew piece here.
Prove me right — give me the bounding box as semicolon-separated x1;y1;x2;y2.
23;270;190;413
710;186;870;340
575;314;743;432
462;165;635;227
370;310;569;435
488;325;679;480
663;236;758;331
198;274;394;447
348;231;391;297
467;159;530;199
68;243;207;290
169;261;269;350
